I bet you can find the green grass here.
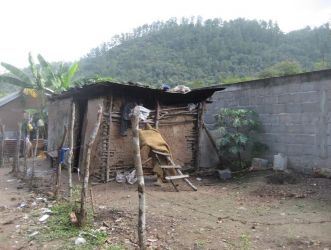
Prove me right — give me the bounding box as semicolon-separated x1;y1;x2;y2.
35;202;109;249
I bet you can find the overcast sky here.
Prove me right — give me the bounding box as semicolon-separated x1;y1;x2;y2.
0;0;330;70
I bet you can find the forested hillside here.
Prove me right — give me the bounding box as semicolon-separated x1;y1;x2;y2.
78;18;331;86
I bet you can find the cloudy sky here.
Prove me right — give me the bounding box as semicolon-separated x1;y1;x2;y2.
0;0;330;70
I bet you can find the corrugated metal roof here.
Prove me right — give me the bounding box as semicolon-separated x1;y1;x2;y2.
51;80;224;105
0;91;22;107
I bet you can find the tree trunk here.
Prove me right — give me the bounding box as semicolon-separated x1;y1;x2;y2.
79;105;103;227
68;102;76;198
55;126;68;200
0;123;5;168
13;123;22;175
131;106;146;250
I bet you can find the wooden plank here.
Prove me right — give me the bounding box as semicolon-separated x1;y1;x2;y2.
160;165;181;169
165;175;189;180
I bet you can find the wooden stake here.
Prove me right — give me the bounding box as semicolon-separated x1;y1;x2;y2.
195;102;205;172
131;106;146;250
30;127;39;188
55;126;68;200
89;188;95;215
13;123;22;175
0;123;5;168
106;96;113;182
79;105;103;227
68;102;76;198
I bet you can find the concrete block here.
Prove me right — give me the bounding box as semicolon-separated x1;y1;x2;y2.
301;82;317;92
272;104;286;114
301;102;319;113
287;144;305;156
300;91;320;103
285;104;302;113
278;94;290;104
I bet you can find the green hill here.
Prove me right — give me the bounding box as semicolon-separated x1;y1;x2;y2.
77;18;331;86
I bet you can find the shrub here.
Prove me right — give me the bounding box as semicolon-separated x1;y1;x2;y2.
215;108;267;170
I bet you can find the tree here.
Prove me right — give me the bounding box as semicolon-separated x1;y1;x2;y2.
258;60;303;78
0;53;78;98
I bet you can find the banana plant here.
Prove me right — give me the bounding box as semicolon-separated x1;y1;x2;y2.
0;53;78;96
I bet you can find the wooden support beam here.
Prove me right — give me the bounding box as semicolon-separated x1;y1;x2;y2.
106;95;113;182
195;101;205;172
154;100;160;129
55;125;68;200
0;123;5;168
13;122;22;175
68;102;76;198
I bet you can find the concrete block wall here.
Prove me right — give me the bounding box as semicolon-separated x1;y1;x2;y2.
205;69;331;173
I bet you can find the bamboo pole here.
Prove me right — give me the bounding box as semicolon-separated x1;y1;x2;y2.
0;123;5;168
55;126;68;200
106;96;113;182
79;105;103;227
131;106;146;250
68;102;76;198
13;123;22;175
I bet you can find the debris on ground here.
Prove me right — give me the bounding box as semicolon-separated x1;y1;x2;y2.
39;214;50;222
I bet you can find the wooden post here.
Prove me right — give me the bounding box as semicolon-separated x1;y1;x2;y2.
13;123;22;175
154;100;160;129
68;102;76;198
131;106;146;250
79;105;103;227
55;126;68;200
106;96;113;182
196;101;205;172
0;123;5;168
30;127;39;187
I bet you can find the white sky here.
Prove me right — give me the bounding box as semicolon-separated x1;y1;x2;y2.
0;0;330;70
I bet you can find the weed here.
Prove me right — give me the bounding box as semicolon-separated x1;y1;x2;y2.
240;234;251;250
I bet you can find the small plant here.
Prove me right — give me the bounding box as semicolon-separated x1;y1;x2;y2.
240;234;251;250
215;108;267;170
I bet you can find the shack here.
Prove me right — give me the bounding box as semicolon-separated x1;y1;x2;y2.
48;81;223;181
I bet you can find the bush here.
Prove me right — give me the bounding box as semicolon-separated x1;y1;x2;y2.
215;108;267;170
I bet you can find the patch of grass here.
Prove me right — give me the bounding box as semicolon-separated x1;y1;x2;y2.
107;244;125;250
240;234;251;250
36;202;107;249
194;239;205;249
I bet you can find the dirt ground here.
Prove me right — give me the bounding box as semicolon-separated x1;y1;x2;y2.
0;159;331;250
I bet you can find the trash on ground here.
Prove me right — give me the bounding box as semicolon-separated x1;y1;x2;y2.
75;237;86;246
39;214;50;222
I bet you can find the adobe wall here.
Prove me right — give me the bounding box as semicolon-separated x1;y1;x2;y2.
205;69;331;173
